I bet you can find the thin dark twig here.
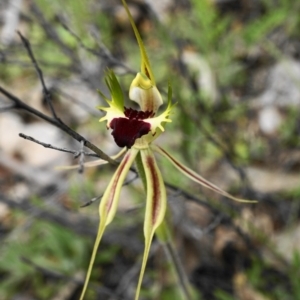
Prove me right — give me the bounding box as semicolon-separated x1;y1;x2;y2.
163;240;192;300
59;21;103;56
58;19;134;74
18;133;99;158
53;88;101;117
30;3;78;62
202;214;223;235
17;31;58;119
80;173;139;208
0;85;116;164
29;3;101;92
80;195;101;208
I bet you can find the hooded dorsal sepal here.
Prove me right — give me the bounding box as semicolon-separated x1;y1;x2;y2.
129;72;163;112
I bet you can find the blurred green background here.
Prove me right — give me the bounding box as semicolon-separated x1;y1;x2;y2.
1;0;300;299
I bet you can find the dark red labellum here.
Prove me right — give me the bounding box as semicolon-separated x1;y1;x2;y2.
109;107;154;148
110;118;151;148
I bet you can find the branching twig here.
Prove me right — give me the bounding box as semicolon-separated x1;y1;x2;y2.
18;133;99;158
17;31;57;119
0;85;116;164
58;19;135;74
30;3;78;63
0;104;16;112
2;25;117;165
53;88;101;117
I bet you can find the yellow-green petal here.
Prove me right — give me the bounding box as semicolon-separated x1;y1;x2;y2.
105;69;124;111
97;70;125;126
80;148;138;300
135;148;167;300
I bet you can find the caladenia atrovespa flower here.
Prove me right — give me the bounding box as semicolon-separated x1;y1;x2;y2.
78;1;256;299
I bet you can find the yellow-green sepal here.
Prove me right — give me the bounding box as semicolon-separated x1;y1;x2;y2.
121;0;155;84
79;148;138;300
153;145;257;203
134;148;167;300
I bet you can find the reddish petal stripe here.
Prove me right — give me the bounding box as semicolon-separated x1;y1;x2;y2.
141;148;167;236
101;148;139;226
146;155;161;225
135;148;167;300
157;146;221;191
105;153;129;212
110;117;151;148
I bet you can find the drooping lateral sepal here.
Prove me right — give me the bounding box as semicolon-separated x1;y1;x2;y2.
134;148;167;300
141;148;167;233
79;148;138;300
153;145;257;203
100;148;139;225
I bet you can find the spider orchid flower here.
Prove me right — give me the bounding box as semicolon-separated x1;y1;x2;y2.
78;1;255;299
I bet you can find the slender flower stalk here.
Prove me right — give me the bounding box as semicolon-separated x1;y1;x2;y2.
76;1;256;299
